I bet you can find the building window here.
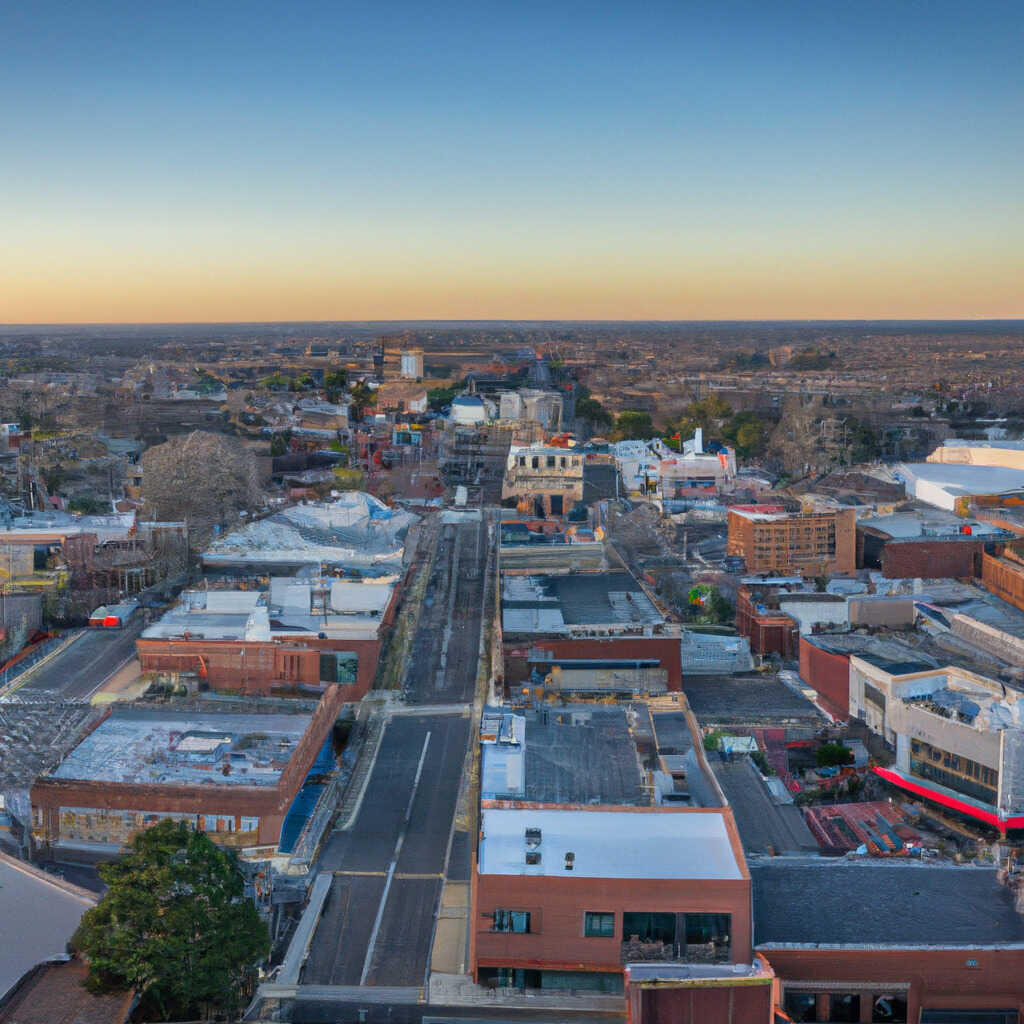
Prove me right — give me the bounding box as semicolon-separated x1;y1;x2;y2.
584;912;615;937
546;456;556;468
872;993;907;1022
622;912;675;944
830;994;860;1022
240;816;259;833
493;910;530;933
532;456;539;469
320;651;358;684
783;991;818;1022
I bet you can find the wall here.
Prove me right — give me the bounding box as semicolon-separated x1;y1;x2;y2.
629;981;774;1024
503;636;683;692
879;538;984;579
982;553;1024;612
799;639;851;718
31;685;345;851
472;872;752;978
728;509;856;576
761;945;1024;1023
136;636;381;699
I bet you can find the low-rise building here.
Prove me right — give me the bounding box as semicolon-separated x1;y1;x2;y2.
30;686;345;860
754;861;1024;1023
136;577;398;699
472;805;752;993
502;444;583;518
726;505;857;577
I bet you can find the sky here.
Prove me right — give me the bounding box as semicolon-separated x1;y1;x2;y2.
1;0;1021;322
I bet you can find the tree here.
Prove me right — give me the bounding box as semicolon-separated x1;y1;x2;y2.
575;396;613;432
72;819;269;1020
140;431;261;550
349;380;377;422
270;430;292;457
817;742;854;767
614;410;654;440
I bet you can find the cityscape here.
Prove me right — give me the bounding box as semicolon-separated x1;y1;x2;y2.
2;3;1024;1024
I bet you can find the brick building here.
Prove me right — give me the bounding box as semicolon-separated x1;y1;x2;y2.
30;685;346;858
754;861;1024;1023
471;805;751;993
857;509;1005;579
736;584;800;659
136;578;399;700
727;505;856;577
981;548;1024;613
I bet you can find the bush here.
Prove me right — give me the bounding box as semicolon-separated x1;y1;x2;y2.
817;742;854;767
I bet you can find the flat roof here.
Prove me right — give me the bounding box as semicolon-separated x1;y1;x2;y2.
859;509;1005;540
901;462;1024;496
752;861;1024;946
479;807;744;880
480;705;648;805
52;708;313;788
501;570;662;633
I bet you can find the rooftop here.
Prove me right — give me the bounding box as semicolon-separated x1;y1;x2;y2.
858;507;1007;540
0;957;133;1024
501;570;662;634
900;462;1024;499
480;705;648;806
479;806;744;880
0;854;95;1002
752;861;1024;947
202;492;416;568
51;708;313;788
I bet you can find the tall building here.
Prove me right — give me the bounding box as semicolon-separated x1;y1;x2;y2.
727;504;857;576
400;348;424;379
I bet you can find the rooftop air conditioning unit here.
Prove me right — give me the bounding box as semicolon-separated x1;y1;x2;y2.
525;827;542;848
564;851;575;871
525;851;541;865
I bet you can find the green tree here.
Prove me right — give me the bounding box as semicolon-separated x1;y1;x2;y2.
72;819;269;1020
270;430;292;456
349;380;377;422
816;742;854;767
575;395;613;432
614;410;654;439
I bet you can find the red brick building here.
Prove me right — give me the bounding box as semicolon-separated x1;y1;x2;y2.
981;549;1024;612
31;685;346;856
727;505;857;577
798;635;854;718
753;861;1024;1024
472;805;751;993
736;585;800;659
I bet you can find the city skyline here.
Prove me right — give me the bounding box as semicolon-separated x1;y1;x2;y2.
2;0;1021;323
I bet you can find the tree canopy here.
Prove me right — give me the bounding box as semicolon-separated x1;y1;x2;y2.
614;410;654;439
73;819;269;1021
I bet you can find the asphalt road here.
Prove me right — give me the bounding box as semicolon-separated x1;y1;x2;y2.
306;713;471;988
12;620;144;700
404;519;488;705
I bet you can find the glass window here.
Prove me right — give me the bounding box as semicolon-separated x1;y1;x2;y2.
493;910;530;933
532;456;539;469
547;456;556;468
783;991;818;1022
240;816;259;833
684;913;730;961
622;912;675;944
830;994;860;1022
584;912;615;937
872;994;907;1022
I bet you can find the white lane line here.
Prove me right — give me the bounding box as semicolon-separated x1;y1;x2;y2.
359;730;431;985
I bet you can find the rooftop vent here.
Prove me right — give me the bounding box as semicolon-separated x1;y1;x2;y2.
525;827;542;848
564;851;575;871
525;851;541;865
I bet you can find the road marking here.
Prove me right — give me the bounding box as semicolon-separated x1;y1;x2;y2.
331;870;387;877
359;730;431;986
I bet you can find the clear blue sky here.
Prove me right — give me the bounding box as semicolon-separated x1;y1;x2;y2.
2;0;1021;321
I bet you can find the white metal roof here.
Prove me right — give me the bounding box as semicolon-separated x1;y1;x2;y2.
478;807;743;880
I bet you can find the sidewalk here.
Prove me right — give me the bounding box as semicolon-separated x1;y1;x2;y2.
428;972;626;1012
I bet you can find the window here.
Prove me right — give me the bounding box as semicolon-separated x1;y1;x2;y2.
546;456;556;468
240;816;259;833
684;913;731;957
320;651;358;684
560;456;566;468
622;912;675;944
830;994;860;1022
872;993;907;1022
532;456;539;469
584;912;615;937
783;991;818;1022
493;910;530;933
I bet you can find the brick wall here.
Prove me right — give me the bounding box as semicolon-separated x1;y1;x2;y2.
503;636;683;692
31;684;346;850
799;638;850;718
629;982;774;1024
472;872;752;977
878;539;984;579
136;637;381;699
982;552;1024;612
761;945;1024;1023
